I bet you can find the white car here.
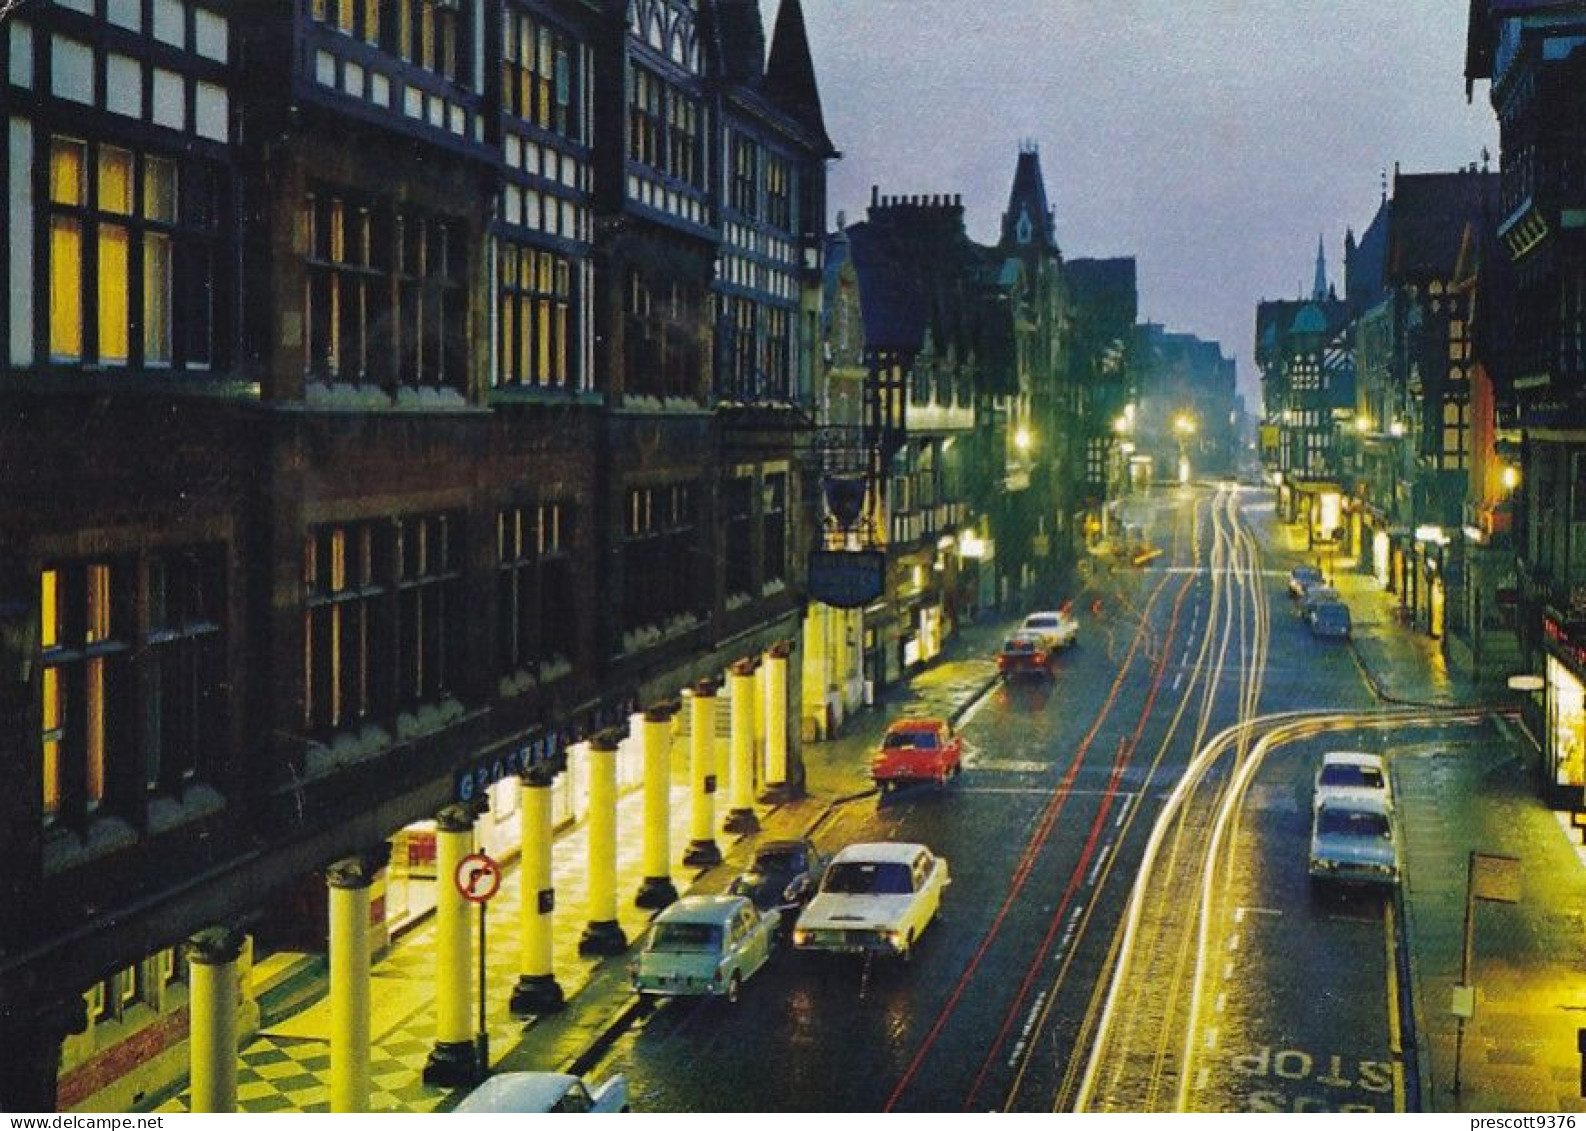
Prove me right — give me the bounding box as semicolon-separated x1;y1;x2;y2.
792;842;949;962
1021;610;1078;651
1314;751;1391;811
455;1071;629;1113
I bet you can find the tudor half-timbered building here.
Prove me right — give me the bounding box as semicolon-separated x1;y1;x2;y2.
0;0;833;1111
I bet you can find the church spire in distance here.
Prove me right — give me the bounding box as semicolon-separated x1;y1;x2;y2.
1313;234;1328;301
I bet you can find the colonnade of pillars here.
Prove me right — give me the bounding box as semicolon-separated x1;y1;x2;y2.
178;643;794;1109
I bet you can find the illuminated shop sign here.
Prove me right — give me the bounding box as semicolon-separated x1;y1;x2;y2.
1544;616;1586;673
456;699;637;802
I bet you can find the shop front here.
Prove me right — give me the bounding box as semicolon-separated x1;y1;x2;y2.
1543;614;1586;810
1371;525;1391;587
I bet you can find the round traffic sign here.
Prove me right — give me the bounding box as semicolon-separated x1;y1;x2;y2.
455;852;502;903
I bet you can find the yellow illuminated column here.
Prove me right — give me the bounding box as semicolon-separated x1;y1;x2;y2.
579;729;628;955
725;660;759;833
803;608;828;739
636;704;680;909
683;679;723;867
511;767;563;1014
327;851;384;1113
763;643;790;796
422;805;479;1087
187;927;244;1114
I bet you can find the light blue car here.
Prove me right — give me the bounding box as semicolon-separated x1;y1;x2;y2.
630;895;781;1002
1308;794;1398;888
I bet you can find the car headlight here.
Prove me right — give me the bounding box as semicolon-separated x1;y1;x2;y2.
793;929;811;946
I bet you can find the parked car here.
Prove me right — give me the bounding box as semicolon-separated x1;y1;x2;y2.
1308;601;1352;639
1288;566;1324;599
872;718;963;789
793;842;949;962
1309;794;1399;888
1314;751;1392;812
1021;610;1079;650
455;1072;629;1113
630;895;780;1003
728;838;826;916
1298;585;1340;619
997;630;1054;679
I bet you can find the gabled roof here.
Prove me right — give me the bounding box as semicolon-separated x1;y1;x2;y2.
846;221;928;352
1387;170;1497;282
764;0;836;156
1000;147;1058;252
1346;197;1392;313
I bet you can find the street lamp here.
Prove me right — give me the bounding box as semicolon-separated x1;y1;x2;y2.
1174;414;1196;485
1501;465;1521;492
1013;426;1033;453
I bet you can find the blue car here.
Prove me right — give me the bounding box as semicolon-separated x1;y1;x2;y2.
630;895;781;1003
1309;601;1352;640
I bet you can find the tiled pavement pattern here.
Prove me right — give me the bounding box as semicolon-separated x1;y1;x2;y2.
152;779;697;1113
148;608;1023;1114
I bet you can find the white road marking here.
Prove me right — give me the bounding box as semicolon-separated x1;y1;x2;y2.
1086;842;1111;887
1227;933;1241;952
1234;907;1246;924
1006;990;1049;1068
1245;906;1282;917
1224;961;1235;979
1114;797;1132;827
1172;673;1184;692
1215;993;1226;1013
972;760;1052;774
957;689;993;728
1204;1027;1219;1050
1196;1068;1210;1091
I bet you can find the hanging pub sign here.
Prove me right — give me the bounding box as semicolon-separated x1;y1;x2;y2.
808;549;886;609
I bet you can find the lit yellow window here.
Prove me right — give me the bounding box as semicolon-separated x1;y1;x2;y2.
50;139;85;205
98;223;131;363
85;655;105;808
40;569;58;649
40;567;61;816
98;147;133;214
49;142;86;361
86;564;111;641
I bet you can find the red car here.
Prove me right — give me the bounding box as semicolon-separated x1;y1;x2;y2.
872;718;963;790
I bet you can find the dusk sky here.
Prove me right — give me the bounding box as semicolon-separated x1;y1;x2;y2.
767;1;1500;407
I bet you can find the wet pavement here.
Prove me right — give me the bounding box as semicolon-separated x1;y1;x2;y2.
141;484;1586;1113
